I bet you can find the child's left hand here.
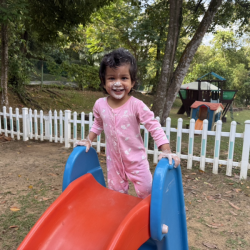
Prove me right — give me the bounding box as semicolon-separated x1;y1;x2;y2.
158;150;180;168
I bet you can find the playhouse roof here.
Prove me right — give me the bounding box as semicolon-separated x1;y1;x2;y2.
180;81;219;90
191;101;224;111
197;72;226;81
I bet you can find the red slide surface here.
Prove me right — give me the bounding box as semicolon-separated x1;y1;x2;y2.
195;119;203;130
18;174;151;250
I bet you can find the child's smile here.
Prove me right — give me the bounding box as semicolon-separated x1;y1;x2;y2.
104;64;135;103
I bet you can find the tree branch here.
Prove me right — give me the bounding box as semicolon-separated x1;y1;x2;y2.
161;0;223;121
194;0;203;13
152;0;183;118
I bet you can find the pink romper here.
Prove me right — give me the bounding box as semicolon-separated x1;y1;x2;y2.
90;96;169;198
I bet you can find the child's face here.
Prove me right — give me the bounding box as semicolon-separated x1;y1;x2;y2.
104;64;135;100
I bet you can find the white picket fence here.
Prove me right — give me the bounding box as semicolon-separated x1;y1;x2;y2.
1;106;250;179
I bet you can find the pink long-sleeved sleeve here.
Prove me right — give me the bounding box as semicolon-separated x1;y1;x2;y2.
90;99;104;136
136;100;169;148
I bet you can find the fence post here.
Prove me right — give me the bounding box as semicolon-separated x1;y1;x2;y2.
240;120;250;179
3;106;7;136
29;108;33;140
22;107;28;141
89;112;93;132
73;111;77;146
64;110;71;148
59;110;63;143
49;110;52;142
40;110;44;141
187;119;195;169
226;121;237;176
54;110;58;143
81;112;85;140
176;118;183;158
9;107;14;138
213;120;222;174
200;119;208;171
34;110;38;140
144;127;149;153
97;133;101;153
153;117;160;164
16;108;20;140
166;117;171;141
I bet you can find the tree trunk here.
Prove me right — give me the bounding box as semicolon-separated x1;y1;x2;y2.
1;21;9;109
161;0;223;123
152;25;165;94
152;0;183;118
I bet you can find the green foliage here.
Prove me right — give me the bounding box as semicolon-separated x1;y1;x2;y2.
184;30;250;106
46;59;100;90
2;0;250;101
80;0;171;87
61;63;100;90
0;0;116;97
0;0;28;24
237;82;250;106
7;22;34;89
26;0;116;43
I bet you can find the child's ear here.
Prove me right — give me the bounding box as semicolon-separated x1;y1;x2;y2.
132;81;135;88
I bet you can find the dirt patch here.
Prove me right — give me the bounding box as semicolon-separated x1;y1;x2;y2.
0;139;250;250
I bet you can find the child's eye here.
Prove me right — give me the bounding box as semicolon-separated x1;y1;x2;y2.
108;77;115;80
122;77;128;80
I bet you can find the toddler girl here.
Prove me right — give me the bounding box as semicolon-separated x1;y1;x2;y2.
76;48;180;199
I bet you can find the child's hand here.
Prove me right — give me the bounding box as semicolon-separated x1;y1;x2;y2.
74;136;92;152
158;150;180;168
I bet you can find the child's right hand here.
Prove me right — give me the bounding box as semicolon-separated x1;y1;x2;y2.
158;150;180;168
74;136;92;152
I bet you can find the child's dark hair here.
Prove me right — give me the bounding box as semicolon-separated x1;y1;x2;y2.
99;48;138;94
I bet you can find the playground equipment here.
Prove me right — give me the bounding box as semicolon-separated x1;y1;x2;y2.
178;72;237;118
191;101;224;131
18;146;188;250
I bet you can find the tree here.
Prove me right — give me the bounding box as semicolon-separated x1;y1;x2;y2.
0;0;28;108
152;0;224;123
0;0;9;107
25;0;115;43
80;0;171;88
0;0;115;108
151;0;183;120
152;0;250;123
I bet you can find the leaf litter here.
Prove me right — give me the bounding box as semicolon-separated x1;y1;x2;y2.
1;140;250;250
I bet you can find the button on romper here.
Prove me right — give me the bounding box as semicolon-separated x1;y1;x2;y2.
90;96;169;199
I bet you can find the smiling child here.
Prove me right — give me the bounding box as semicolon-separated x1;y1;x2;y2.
76;48;180;198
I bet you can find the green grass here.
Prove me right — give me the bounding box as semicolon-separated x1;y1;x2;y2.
226;237;248;249
0;180;59;250
189;247;201;250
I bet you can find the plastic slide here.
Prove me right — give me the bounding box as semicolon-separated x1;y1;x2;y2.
195;119;203;130
18;146;188;250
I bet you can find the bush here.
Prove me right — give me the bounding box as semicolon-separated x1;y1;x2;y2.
62;63;100;90
46;60;100;90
